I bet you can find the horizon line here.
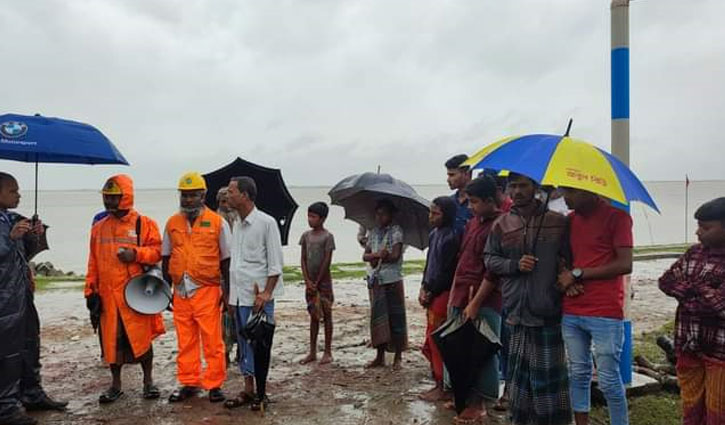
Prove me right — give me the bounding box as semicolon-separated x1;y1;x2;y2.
25;179;725;192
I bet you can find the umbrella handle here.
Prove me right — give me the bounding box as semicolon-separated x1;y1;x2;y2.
34;159;38;219
531;190;552;254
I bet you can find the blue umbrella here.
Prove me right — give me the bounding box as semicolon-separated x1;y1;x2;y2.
0;113;129;216
463;130;659;212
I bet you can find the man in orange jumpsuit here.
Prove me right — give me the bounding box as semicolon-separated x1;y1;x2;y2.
85;174;165;404
163;172;230;403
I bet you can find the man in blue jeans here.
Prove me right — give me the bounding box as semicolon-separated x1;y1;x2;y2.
224;176;284;412
557;188;633;425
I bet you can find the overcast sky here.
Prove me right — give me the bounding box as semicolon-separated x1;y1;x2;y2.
2;0;724;190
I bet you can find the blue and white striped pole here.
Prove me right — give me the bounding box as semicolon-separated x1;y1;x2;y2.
611;0;633;385
612;0;630;165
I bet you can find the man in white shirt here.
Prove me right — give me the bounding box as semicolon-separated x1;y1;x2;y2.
224;176;284;411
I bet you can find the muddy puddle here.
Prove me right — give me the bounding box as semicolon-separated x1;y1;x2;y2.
29;260;675;424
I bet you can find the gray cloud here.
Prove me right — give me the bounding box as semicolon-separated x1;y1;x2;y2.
2;0;724;191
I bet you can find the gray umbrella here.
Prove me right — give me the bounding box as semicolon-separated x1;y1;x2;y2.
328;172;430;250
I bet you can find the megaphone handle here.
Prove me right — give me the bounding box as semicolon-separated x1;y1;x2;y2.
165;286;174;312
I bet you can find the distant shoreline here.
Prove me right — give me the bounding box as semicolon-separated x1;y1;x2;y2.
35;243;691;289
18;179;725;193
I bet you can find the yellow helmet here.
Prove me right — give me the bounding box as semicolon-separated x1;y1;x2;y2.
101;177;123;195
178;172;207;191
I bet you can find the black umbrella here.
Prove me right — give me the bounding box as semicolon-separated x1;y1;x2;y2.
328;172;430;250
432;316;501;414
240;310;276;403
203;157;298;245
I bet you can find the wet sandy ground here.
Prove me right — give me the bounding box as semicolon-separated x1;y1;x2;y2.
629;259;679;334
29;259;676;425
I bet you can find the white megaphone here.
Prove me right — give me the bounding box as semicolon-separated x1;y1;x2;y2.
124;266;172;314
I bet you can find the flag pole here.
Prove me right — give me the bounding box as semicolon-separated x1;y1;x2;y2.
685;175;689;243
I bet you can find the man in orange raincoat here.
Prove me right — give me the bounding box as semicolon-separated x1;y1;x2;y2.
162;172;230;403
85;174;165;404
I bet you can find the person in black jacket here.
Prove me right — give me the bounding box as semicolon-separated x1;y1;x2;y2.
0;172;67;425
418;196;460;402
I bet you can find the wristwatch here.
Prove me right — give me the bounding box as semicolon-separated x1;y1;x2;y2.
571;268;584;281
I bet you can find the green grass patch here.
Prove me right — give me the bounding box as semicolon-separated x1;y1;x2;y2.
283;259;426;284
35;241;690;289
633;244;691;255
634;320;675;364
591;393;681;425
34;275;84;291
588;320;681;425
33;260;423;290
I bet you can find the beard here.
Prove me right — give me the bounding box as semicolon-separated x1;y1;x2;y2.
180;205;203;217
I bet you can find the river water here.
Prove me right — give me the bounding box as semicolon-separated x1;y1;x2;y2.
17;180;724;274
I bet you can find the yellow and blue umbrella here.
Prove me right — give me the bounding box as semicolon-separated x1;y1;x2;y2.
463;133;659;212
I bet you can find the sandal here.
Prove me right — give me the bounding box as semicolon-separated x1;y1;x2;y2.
223;391;254;409
250;395;270;412
143;384;160;400
99;387;124;404
168;386;200;403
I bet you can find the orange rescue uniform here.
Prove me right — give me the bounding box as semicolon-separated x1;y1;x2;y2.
165;207;226;389
85;174;165;365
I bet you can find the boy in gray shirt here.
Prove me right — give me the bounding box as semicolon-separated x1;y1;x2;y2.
299;202;336;365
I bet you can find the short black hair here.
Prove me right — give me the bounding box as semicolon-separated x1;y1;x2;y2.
445;154;469;170
230;176;257;202
507;172;538;187
695;197;725;225
308;201;329;218
432;196;458;227
465;176;497;200
480;169;507;191
375;199;397;215
0;172;16;191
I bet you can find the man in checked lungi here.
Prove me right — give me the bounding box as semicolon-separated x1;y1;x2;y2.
484;173;572;425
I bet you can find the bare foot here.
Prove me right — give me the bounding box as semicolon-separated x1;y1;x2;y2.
365;358;385;368
299;353;317;365
453;406;486;424
492;395;509;412
319;353;333;364
418;385;447;402
391;359;402;371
